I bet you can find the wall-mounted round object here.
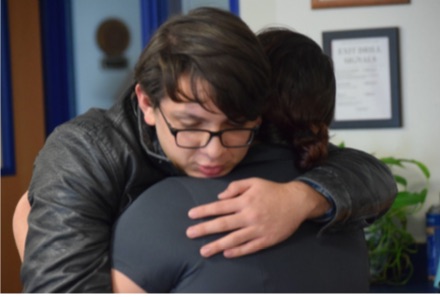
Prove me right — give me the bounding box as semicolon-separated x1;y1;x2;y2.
96;18;130;69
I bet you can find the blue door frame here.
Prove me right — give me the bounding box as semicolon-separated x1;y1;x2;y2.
39;0;76;136
1;0;16;175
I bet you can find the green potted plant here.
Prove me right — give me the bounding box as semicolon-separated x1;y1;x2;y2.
365;157;430;285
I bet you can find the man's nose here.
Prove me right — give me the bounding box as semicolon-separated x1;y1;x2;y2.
201;134;225;159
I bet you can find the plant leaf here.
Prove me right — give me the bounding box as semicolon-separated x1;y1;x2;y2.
393;175;407;187
391;191;426;209
405;159;430;179
381;157;403;167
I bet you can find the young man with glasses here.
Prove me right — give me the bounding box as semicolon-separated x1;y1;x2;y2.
15;8;396;293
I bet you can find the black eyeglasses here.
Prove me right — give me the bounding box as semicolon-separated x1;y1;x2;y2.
158;108;259;149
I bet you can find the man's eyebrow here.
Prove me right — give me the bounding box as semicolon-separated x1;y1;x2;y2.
171;112;206;122
171;112;245;128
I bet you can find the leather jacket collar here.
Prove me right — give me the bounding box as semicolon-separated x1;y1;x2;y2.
128;85;183;177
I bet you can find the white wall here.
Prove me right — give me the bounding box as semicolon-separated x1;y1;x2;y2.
241;0;440;242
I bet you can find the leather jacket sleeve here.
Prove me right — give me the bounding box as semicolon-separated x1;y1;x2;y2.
21;107;165;292
23;120;126;292
296;144;398;233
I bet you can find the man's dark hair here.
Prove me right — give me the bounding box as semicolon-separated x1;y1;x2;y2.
258;28;336;170
134;7;270;123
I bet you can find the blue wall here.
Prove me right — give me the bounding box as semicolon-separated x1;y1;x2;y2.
71;0;142;115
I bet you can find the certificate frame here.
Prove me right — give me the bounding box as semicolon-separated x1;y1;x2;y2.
323;27;402;129
312;0;410;9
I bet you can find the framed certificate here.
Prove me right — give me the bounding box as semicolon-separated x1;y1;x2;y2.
323;27;402;129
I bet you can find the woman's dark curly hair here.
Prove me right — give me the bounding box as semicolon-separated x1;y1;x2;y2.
257;28;336;170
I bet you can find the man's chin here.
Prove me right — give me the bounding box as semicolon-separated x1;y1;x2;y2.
187;168;231;179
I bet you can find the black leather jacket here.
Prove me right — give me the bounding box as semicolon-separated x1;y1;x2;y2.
22;88;397;292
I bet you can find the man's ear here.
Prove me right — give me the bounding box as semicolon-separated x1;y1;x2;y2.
135;83;156;126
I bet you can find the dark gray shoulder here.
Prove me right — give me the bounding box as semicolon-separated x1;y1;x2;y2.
133;177;227;209
227;144;299;182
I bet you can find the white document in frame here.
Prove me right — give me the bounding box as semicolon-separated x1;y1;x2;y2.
331;36;392;121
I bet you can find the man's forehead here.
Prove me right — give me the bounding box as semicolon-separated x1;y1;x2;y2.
175;76;220;114
166;98;223;120
177;75;212;98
